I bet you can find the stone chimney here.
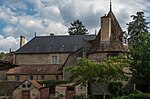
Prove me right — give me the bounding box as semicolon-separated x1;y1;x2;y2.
20;36;25;47
100;15;111;42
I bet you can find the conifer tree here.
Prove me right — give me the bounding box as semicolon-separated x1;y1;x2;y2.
68;20;88;35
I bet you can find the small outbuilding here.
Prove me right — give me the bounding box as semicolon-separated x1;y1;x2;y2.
55;82;87;99
12;79;50;99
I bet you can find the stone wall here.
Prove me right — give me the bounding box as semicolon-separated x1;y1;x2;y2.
7;74;63;81
88;53;107;62
15;53;70;65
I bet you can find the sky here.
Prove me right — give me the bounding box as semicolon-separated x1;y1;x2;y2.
0;0;150;52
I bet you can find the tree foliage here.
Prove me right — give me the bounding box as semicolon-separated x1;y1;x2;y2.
129;33;150;85
0;52;5;60
68;20;88;35
127;12;149;43
66;56;130;99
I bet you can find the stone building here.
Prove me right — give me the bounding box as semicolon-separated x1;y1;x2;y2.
6;35;96;81
12;79;49;99
5;4;128;81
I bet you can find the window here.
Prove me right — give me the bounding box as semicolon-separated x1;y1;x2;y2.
30;75;33;80
27;84;31;88
51;56;58;64
122;37;128;45
15;75;20;81
22;84;26;88
55;75;59;80
41;75;45;80
74;45;78;51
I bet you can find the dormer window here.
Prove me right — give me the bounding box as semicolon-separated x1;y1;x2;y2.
60;45;64;51
74;45;77;51
35;46;40;52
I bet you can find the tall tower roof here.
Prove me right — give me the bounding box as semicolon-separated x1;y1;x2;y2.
88;2;128;53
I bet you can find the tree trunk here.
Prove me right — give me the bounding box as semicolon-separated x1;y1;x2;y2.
103;92;106;99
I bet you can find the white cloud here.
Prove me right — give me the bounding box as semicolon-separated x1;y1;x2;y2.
0;35;19;52
0;0;150;52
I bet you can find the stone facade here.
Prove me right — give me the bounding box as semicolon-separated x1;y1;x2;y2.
7;74;63;81
12;80;49;99
15;53;69;65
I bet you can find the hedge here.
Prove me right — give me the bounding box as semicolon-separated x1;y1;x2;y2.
115;93;150;99
93;93;112;99
37;80;70;86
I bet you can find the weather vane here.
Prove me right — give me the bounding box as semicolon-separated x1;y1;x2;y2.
110;0;112;11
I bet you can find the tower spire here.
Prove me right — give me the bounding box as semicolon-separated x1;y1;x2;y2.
110;0;112;11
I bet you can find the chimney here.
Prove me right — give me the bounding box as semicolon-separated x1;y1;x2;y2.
50;33;54;36
100;15;111;42
20;36;25;47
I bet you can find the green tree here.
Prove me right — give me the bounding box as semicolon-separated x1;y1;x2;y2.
66;56;129;99
68;20;88;35
127;12;149;43
0;52;5;60
129;33;150;87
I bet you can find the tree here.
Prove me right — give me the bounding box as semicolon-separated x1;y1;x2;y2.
129;33;150;91
68;20;88;35
66;56;129;99
127;12;149;43
0;52;5;60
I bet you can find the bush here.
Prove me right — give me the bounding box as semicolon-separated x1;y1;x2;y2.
37;80;69;86
129;93;150;99
114;96;128;99
108;81;122;97
93;93;112;99
73;94;88;99
114;93;150;99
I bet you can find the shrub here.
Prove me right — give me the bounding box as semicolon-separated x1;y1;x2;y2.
37;80;69;86
129;93;150;99
114;93;150;99
93;93;112;99
114;96;128;99
108;81;122;97
73;94;88;99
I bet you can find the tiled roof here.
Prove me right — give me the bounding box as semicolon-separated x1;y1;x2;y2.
88;10;129;53
1;53;14;63
30;80;42;89
15;35;96;54
7;64;62;75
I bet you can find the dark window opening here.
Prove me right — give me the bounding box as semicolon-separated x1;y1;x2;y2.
27;84;31;88
55;75;59;80
22;84;26;88
41;75;45;80
15;75;20;81
67;86;75;91
30;75;33;80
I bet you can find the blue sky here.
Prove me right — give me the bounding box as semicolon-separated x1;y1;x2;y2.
0;0;150;52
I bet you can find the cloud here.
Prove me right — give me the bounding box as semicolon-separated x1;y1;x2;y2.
0;0;150;52
0;35;19;52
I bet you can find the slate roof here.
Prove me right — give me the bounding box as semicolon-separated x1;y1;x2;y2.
88;10;129;53
15;35;96;54
7;64;62;75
